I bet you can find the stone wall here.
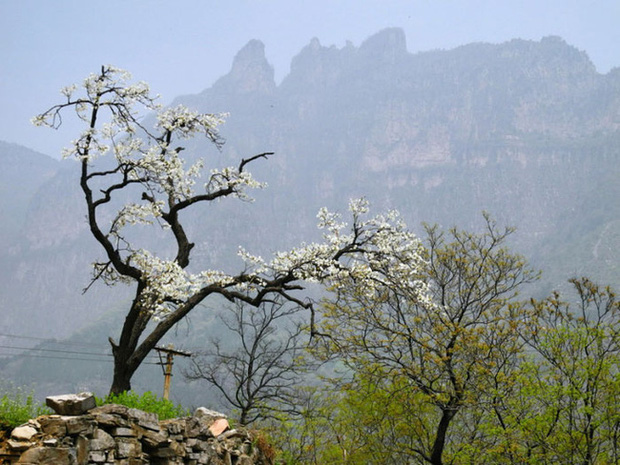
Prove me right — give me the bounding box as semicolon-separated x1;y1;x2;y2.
0;394;273;465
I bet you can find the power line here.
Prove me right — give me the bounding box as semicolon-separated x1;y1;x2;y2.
0;333;190;366
0;332;110;349
0;352;160;365
0;353;114;363
0;333;192;356
0;344;113;357
0;344;160;364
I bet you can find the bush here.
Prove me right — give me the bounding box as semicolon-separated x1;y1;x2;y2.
0;388;51;430
251;430;277;463
96;391;189;420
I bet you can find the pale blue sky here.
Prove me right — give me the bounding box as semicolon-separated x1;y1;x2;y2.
1;0;619;157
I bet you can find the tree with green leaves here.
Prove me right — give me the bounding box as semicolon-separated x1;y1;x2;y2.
315;215;539;465
458;278;620;464
516;278;619;464
307;275;620;464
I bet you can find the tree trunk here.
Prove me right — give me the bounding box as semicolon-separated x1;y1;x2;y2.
429;407;457;465
109;368;133;395
109;349;138;395
107;293;207;395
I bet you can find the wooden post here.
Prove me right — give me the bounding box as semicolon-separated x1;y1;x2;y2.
162;351;174;400
155;345;191;400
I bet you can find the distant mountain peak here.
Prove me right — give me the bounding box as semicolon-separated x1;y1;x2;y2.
359;27;407;62
308;37;322;51
213;39;276;94
233;39;268;65
283;27;408;87
283;36;351;88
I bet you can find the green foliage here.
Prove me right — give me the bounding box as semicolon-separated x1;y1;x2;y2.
293;278;619;465
514;278;620;464
96;391;189;420
269;375;440;465
0;387;51;430
314;216;539;464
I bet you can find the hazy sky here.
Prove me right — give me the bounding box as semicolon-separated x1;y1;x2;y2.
2;0;619;158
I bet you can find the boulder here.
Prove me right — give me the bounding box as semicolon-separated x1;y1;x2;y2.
10;426;37;442
209;418;229;437
194;407;227;420
45;392;96;416
16;446;73;464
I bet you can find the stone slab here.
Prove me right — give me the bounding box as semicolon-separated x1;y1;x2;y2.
46;392;96;416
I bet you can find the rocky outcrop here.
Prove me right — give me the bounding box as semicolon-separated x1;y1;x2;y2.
212;39;276;95
0;394;273;465
358;27;407;64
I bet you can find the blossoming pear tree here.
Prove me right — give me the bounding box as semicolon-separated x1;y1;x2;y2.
34;66;430;394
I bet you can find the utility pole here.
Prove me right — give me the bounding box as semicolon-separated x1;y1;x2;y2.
155;345;191;400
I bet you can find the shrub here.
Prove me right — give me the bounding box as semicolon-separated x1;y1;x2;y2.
0;388;51;430
251;430;277;463
96;391;189;420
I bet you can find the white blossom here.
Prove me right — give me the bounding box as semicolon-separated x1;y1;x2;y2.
239;199;430;302
206;167;266;201
156;105;226;139
110;201;165;238
109;198;431;318
33;66;434;325
126;250;238;317
60;84;77;99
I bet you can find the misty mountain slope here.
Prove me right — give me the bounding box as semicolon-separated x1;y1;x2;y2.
1;28;619;387
0;156;134;341
0;142;59;242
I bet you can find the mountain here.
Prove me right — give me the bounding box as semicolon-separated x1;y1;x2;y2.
1;28;619;399
0;147;131;342
175;29;620;291
0;142;59;242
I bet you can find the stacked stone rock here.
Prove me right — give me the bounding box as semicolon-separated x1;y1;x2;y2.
0;393;270;465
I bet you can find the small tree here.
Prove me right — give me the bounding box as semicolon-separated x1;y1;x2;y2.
34;66;428;394
316;215;539;465
518;278;620;464
185;298;309;425
467;278;620;464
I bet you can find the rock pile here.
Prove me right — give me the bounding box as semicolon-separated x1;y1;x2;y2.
0;393;273;465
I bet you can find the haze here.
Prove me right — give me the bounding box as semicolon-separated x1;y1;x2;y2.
1;0;619;158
